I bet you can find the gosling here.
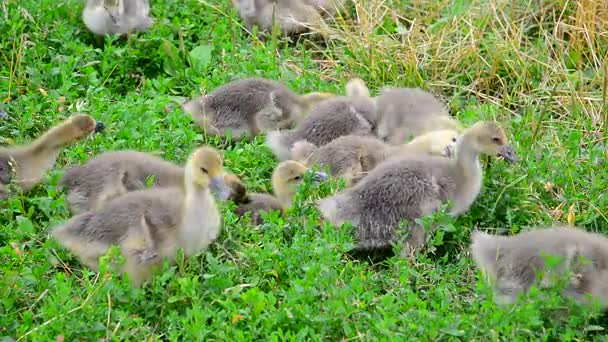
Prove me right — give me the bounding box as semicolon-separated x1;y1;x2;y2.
234;160;328;225
375;87;461;144
471;226;608;307
266;78;376;160
291;129;459;186
59;149;232;214
318;121;519;255
231;0;324;36
51;146;228;287
82;0;153;38
0;114;101;200
182;77;333;140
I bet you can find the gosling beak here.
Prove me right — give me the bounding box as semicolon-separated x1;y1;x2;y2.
209;176;231;200
498;145;519;163
94;121;105;133
311;171;329;182
444;145;454;158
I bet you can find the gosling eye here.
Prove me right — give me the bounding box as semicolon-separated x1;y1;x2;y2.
492;137;501;144
451;137;457;143
293;176;302;181
200;167;208;174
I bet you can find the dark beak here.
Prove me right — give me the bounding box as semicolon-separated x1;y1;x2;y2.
210;176;231;200
444;145;455;158
94;121;106;133
311;171;329;182
498;145;519;163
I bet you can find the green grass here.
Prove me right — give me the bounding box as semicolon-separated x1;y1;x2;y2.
1;0;608;339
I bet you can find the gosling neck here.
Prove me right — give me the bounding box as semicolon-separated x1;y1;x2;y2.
179;162;219;257
27;121;82;154
272;181;295;209
455;133;481;173
451;133;483;215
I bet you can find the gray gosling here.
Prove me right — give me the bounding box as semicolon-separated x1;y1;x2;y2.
471;226;608;307
291;129;459;186
375;87;462;145
59;149;233;214
234;160;328;225
82;0;153;38
182;77;333;140
231;0;325;35
318;121;519;255
303;0;344;17
0;114;101;200
266;78;377;161
51;146;227;287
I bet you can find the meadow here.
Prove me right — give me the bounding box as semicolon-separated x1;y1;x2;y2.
1;0;607;340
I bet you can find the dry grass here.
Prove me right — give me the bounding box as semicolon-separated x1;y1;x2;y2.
314;0;607;130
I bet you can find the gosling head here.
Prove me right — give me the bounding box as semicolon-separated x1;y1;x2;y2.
463;121;519;163
185;147;230;199
70;113;101;138
434;129;459;158
298;92;336;112
272;160;328;206
410;129;459;158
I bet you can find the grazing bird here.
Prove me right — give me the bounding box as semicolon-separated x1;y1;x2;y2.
266;78;377;160
182;77;333;140
233;160;328;225
82;0;153;40
471;226;608;307
318;121;519;256
291;129;459;186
